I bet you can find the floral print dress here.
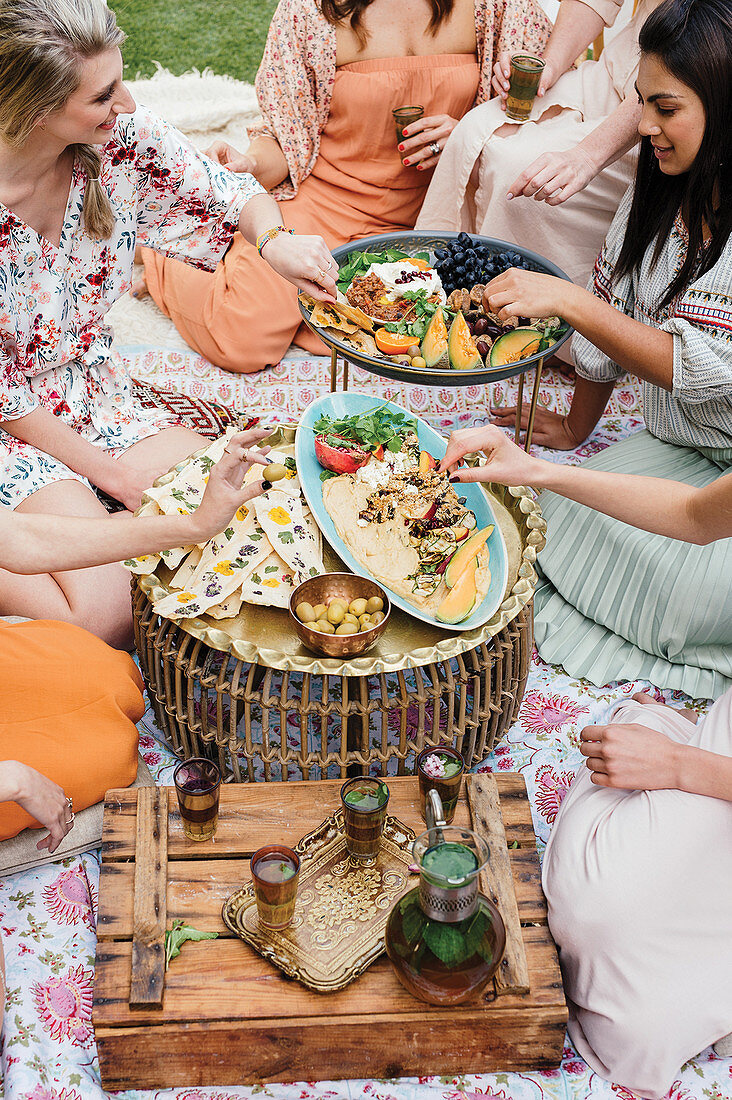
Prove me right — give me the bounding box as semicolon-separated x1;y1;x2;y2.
0;105;263;508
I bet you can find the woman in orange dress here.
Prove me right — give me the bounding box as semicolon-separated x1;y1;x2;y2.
139;0;551;373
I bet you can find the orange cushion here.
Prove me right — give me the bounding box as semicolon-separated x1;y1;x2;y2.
0;621;144;841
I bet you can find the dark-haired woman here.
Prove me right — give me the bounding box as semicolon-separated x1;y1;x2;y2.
138;0;551;373
483;0;732;698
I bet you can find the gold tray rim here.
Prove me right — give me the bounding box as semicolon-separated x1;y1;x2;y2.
221;808;416;992
134;424;546;674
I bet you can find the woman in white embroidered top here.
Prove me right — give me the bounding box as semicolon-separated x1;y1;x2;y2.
479;0;732;697
0;0;336;647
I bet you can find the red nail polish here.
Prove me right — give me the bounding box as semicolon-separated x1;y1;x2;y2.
398;144;404;151
403;159;410;165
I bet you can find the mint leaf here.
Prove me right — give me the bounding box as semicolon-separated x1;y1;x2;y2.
165;920;218;970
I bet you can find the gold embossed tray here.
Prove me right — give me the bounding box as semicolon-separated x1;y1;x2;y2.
222;809;415;991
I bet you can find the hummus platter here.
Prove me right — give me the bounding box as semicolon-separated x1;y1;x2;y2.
299;233;570;379
296;394;508;632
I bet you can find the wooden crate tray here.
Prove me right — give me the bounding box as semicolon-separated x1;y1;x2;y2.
93;774;567;1090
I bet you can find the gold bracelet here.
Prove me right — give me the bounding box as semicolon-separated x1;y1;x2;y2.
256;225;294;256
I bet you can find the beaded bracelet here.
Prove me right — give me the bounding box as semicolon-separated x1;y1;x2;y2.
256;225;294;257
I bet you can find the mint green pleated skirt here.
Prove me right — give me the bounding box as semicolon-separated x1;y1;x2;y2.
534;430;732;699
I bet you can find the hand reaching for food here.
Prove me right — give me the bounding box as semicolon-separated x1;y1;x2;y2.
483;268;572;323
261;230;338;302
188;431;272;542
440;424;544;483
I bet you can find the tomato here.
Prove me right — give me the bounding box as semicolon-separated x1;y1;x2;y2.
314;434;371;475
375;328;419;355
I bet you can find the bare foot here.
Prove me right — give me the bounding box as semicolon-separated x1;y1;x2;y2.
632;691;658;705
130;274;149;300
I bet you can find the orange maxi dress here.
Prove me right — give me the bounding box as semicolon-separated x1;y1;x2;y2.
143;55;480;373
0;621;143;841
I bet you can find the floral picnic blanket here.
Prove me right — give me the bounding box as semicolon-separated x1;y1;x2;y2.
1;350;729;1100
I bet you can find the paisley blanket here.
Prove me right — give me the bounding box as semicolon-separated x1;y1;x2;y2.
1;352;729;1100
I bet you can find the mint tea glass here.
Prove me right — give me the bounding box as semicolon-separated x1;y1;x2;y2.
173;757;221;842
251;845;300;929
340;777;390;860
392;104;424;145
417;745;465;824
505;55;545;122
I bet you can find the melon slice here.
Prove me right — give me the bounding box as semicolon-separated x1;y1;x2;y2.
444;524;494;589
489;327;553;367
448;312;482;371
420;306;449;368
436;559;477;624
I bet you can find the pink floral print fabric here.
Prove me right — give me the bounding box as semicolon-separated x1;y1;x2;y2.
0;105;263;508
249;0;552;198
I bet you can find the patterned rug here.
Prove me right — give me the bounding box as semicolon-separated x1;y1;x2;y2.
1;352;728;1100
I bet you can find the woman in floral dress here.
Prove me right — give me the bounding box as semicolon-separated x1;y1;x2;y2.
137;0;551;372
0;0;335;646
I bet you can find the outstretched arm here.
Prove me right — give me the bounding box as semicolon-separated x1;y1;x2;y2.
0;432;270;574
440;424;732;544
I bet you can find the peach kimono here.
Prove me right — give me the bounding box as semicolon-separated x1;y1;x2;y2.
142;0;551;373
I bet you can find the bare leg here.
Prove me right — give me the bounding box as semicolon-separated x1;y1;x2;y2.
116;425;208;479
0;480;135;648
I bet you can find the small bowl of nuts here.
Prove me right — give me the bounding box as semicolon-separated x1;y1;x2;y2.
289;573;390;658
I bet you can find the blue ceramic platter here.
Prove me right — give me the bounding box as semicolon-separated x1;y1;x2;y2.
295;393;508;632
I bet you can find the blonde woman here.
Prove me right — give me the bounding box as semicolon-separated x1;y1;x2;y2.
0;0;335;647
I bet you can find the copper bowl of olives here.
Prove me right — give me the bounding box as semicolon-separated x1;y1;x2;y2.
289;573;390;658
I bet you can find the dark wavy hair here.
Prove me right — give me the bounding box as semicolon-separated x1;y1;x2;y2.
614;0;732;307
318;0;455;44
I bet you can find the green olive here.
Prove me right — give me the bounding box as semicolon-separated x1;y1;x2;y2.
343;612;359;627
360;620;374;632
264;462;288;483
349;597;368;617
358;613;373;627
314;619;335;634
312;603;327;619
366;596;384;614
327;602;346;625
296;601;315;623
335;622;358;635
407;345;421;359
371;610;385;625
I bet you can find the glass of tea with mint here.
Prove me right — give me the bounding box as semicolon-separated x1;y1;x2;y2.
251;845;301;929
173;757;221;842
417;745;465;824
340;776;390;861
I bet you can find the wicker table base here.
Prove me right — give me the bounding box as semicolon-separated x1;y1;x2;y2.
133;584;533;783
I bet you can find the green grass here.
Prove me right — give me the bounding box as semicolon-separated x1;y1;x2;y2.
112;0;276;83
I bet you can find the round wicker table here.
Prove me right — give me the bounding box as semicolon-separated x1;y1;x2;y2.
133;482;546;784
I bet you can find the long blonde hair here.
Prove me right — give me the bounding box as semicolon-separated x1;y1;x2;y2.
0;0;125;239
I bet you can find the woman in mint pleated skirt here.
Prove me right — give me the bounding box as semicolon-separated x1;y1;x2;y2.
473;0;732;697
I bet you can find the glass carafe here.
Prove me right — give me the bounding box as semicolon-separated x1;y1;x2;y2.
385;789;506;1005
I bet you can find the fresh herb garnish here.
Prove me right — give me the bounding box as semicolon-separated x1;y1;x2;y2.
164;919;218;970
383;289;453;343
313;402;417;453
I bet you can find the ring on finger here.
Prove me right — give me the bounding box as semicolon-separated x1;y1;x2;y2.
317;267;326;280
430;141;441;157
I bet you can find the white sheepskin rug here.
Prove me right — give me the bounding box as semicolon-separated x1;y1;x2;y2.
107;66;260;349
